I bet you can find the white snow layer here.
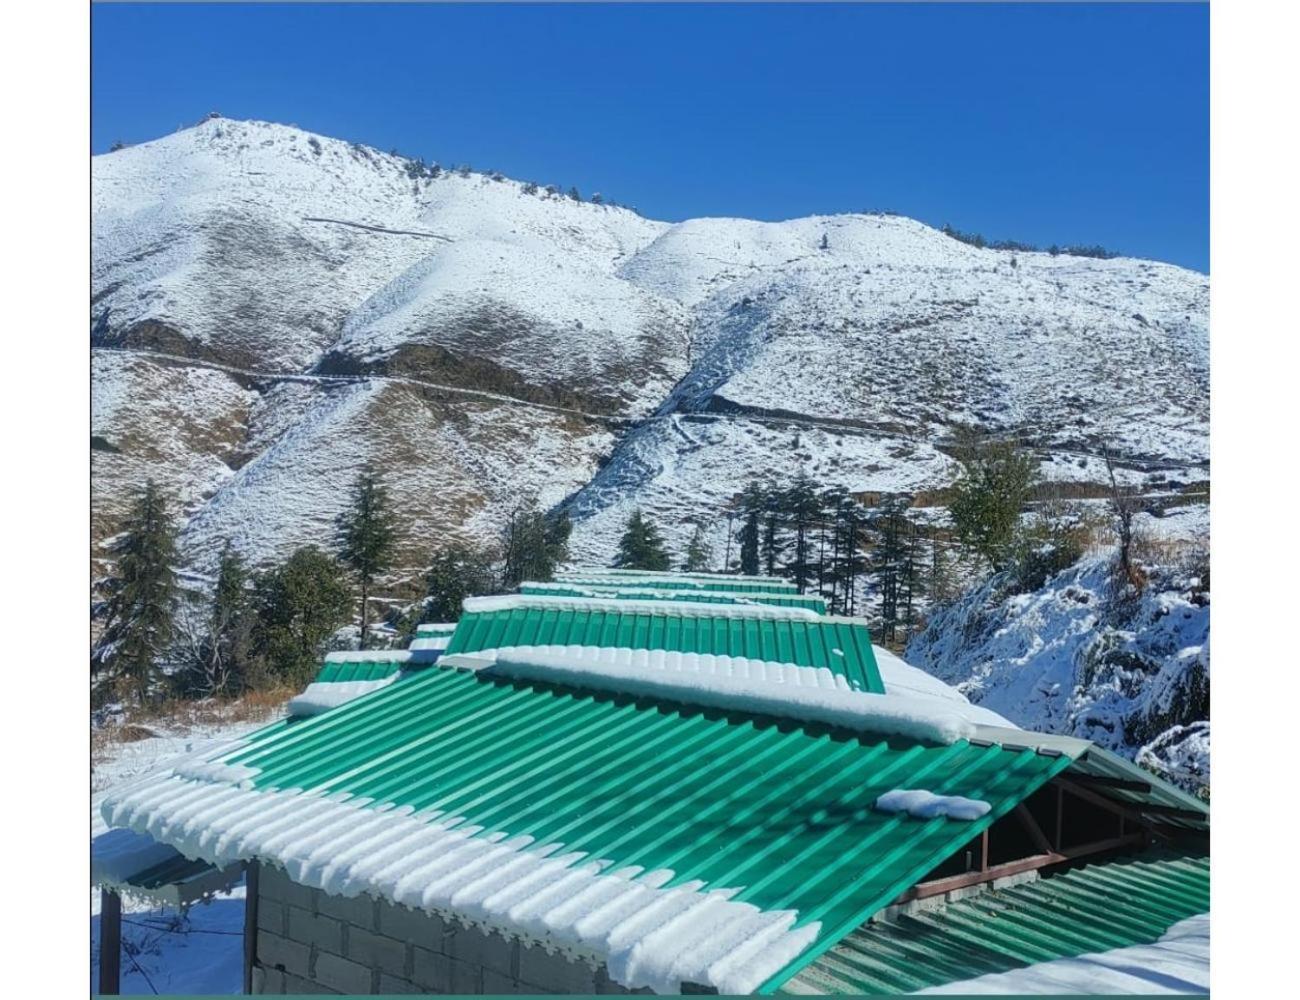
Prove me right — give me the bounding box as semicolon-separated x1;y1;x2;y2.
874;789;992;822
917;913;1209;995
557;568;792;586
409;635;452;652
482;645;1009;744
322;649;422;663
462;593;821;621
287;676;401;718
99;765;820;995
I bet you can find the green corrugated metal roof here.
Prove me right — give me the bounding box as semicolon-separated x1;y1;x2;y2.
445;600;884;692
312;657;407;684
224;661;1073;987
777;851;1209;994
520;583;828;614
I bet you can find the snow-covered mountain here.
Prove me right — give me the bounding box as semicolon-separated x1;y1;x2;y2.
92;117;1209;579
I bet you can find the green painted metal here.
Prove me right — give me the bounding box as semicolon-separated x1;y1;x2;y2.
776;852;1209;994
312;658;406;684
445;603;883;692
554;575;799;595
520;583;828;614
225;663;1072;985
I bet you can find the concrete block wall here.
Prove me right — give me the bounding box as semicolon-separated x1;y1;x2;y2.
252;866;653;995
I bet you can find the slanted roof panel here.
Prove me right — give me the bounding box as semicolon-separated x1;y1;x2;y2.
776;852;1209;994
446;599;883;692
223;666;1067;966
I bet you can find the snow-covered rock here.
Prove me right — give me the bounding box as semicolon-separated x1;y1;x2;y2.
905;554;1209;793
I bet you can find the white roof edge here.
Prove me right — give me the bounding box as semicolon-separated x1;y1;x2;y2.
523;581;824;603
322;648;443;664
968;724;1092;758
557;568;793;585
462;593;829;622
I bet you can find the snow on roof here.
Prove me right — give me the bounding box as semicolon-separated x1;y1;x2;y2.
323;648;435;663
874;789;992;821
100;770;819;995
409;634;452;652
558;567;790;585
479;645;1007;745
916;913;1209;995
462;593;823;621
287;676;402;718
523;580;825;604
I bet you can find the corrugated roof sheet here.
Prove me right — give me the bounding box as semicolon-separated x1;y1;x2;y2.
445;596;884;693
102;660;1073;992
777;851;1209;994
522;582;829;614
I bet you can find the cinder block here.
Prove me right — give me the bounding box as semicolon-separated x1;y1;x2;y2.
260;867;317;911
282;970;339;995
251;964;282;994
346;925;408;970
518;944;596;993
484;968;527;994
411;946;451;992
257;930;312;980
288;905;345;956
257;898;287;937
379;900;450;949
314;951;375;995
378;972;424;994
317;889;379;928
449;956;483;994
447;924;518;977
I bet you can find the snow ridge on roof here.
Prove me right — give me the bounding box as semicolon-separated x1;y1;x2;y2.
482;645;1005;744
288;676;401;718
523;581;824;604
99;768;820;994
323;648;440;663
558;568;790;585
462;593;822;621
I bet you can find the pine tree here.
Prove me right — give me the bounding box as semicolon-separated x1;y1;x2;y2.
500;505;571;588
867;497;910;643
421;543;498;623
93;481;179;703
760;486;787;576
735;482;766;575
948;438;1039;571
336;470;397;648
781;474;823;593
192;544;254;695
252;547;352;687
681;523;713;573
614;509;671;570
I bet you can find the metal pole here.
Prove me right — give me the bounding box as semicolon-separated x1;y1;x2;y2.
99;887;122;995
244;862;260;994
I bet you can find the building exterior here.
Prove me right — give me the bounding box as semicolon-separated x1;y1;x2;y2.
93;569;1209;994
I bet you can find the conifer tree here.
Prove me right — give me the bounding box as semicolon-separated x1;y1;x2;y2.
336;470;397;648
501;505;571;588
421;543;498;623
867;497;910;643
196;543;254;695
681;522;713;573
93;481;179;703
735;482;765;575
252;546;352;687
781;474;823;593
948;439;1039;571
760;486;787;576
614;509;671;571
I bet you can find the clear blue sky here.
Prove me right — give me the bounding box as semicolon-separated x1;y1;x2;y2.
92;2;1209;271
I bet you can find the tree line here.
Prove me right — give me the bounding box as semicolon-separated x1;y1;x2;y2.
91;472;573;705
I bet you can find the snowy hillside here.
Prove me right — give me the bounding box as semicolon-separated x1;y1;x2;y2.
905;549;1210;794
92;117;1209;580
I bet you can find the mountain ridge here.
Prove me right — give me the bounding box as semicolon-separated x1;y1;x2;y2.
92;117;1209;578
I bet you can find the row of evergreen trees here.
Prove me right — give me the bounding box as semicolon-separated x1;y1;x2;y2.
91;468;580;704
